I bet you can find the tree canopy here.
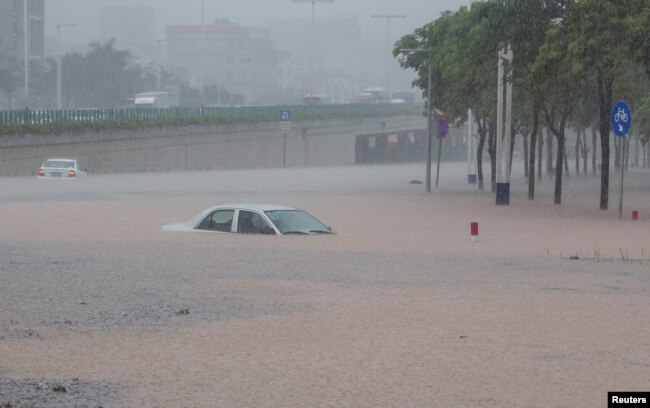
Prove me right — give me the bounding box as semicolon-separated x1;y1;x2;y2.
395;0;650;206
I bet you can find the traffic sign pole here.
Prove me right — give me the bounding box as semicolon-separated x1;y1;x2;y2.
619;137;625;220
283;132;287;168
279;109;291;168
434;115;449;188
610;100;632;220
435;137;442;187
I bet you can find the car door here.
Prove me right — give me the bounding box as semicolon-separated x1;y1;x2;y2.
235;210;276;234
196;209;235;232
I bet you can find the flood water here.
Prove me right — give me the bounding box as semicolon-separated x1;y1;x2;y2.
1;162;649;407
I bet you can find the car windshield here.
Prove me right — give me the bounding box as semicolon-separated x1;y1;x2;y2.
43;160;74;169
264;210;331;235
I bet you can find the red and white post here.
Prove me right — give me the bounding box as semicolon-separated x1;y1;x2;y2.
470;222;479;242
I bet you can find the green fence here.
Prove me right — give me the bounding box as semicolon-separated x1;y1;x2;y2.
0;104;421;129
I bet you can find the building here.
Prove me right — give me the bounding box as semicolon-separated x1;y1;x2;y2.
166;18;276;105
0;0;44;61
0;0;44;108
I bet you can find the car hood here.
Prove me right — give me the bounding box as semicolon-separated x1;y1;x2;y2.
162;222;195;232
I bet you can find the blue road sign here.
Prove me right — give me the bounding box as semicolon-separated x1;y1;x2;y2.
611;100;632;137
436;117;449;139
279;109;291;122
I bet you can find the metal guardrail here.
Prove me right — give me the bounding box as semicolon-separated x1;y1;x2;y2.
0;104;421;126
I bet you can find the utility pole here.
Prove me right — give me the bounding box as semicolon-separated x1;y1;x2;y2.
293;0;334;103
495;44;513;204
24;0;30;107
200;0;206;104
371;14;406;95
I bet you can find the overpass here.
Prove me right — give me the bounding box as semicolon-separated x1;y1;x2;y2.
0;104;430;176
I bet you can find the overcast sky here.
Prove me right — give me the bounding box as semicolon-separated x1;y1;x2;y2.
45;0;472;43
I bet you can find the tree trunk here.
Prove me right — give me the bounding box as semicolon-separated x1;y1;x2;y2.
592;126;597;174
546;129;553;179
528;100;540;200
575;129;581;176
564;145;569;178
488;127;496;192
523;133;529;179
634;130;639;168
477;121;487;191
554;126;566;205
598;72;612;210
582;131;588;174
537;128;543;181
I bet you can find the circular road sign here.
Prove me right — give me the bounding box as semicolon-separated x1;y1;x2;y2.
436;116;449;139
611;100;632;138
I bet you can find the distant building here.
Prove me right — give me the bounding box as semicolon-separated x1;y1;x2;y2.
166;18;276;105
0;0;45;61
99;5;156;62
267;14;363;98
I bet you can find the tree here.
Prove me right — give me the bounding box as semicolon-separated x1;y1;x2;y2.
0;52;22;109
62;39;154;108
626;4;650;80
533;19;588;204
394;2;501;191
492;0;568;200
567;0;643;210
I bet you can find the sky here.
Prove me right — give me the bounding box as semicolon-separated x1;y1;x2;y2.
45;0;473;44
43;0;473;97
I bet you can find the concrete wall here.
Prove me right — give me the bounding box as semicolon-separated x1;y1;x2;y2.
0;115;426;176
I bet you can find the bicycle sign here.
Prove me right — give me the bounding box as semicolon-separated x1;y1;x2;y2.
436;116;449;139
610;100;632;137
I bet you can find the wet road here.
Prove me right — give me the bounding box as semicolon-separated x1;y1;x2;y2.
1;163;649;407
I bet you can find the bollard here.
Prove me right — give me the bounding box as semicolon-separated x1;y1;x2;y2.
470;222;479;242
632;210;638;221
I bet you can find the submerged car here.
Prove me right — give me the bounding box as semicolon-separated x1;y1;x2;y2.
37;158;86;179
163;204;333;235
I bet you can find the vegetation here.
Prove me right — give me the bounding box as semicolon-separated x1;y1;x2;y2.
395;0;650;207
0;104;420;136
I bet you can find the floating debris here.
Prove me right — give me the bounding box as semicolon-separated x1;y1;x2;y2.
51;384;66;393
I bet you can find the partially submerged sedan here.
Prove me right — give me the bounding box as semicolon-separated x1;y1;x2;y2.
37;158;86;179
163;204;333;235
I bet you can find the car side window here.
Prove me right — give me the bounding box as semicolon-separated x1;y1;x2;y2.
237;211;274;234
196;209;235;232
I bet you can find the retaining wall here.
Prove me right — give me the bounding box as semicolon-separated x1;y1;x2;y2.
0;115;425;176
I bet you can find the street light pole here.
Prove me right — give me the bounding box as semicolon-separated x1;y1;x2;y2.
293;0;334;103
426;63;432;192
371;14;406;95
200;0;206;105
24;0;30;107
56;23;76;110
400;48;433;192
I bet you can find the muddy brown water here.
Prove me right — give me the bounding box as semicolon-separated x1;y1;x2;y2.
1;163;649;407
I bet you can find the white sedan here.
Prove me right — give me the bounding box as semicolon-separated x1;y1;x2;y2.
37;158;86;179
163;204;333;235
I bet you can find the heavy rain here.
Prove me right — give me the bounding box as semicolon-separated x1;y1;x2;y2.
1;0;649;407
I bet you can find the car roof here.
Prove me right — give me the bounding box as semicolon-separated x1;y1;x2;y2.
185;204;298;228
207;204;297;212
44;158;76;162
